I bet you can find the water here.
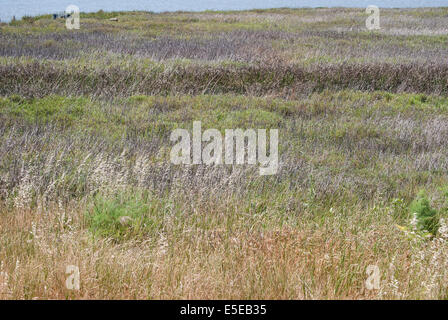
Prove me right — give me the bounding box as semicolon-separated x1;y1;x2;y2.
0;0;446;22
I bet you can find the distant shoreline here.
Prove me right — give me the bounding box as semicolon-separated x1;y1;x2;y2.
2;6;448;23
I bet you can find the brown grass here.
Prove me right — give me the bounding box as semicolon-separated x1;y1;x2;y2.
2;201;448;299
1;60;448;99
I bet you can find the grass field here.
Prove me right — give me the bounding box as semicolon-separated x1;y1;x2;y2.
1;8;448;299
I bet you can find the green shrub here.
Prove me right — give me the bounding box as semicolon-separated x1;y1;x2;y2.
409;191;439;235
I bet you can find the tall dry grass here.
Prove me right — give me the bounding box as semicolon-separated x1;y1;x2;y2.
3;199;448;299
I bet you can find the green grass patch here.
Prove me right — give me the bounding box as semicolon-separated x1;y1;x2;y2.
85;192;165;241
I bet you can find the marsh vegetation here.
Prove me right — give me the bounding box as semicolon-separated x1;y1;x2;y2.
1;8;448;299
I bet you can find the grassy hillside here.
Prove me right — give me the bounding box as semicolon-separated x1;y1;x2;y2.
1;8;448;299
